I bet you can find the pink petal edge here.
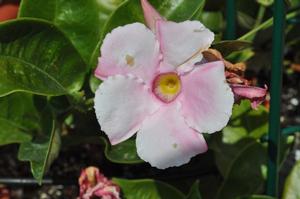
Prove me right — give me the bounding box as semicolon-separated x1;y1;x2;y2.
141;0;164;32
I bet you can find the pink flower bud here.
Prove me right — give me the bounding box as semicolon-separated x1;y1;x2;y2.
78;167;121;199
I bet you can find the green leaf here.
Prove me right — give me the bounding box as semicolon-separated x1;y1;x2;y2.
190;0;206;21
113;178;185;199
282;160;300;199
103;0;207;39
101;137;142;164
103;0;203;33
212;40;252;57
89;75;102;93
18;0;125;65
210;135;255;177
0;19;86;97
215;140;267;199
0;93;39;145
199;11;223;33
19;0;205;67
186;181;202;199
222;100;268;144
18;106;61;184
237;11;255;29
155;0;206;22
0;121;32;145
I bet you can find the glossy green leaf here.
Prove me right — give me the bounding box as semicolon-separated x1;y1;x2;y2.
155;0;206;21
19;0;205;67
113;178;185;199
215;140;267;199
18;0;125;65
282;160;300;199
0;19;86;97
189;0;206;21
103;0;206;38
89;75;102;93
186;181;202;199
212;40;252;57
0;93;39;145
222;101;268;144
103;0;207;35
18;106;61;184
0;121;32;145
101;137;142;164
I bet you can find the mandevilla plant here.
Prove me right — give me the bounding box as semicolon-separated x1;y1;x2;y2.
94;0;236;169
94;0;267;170
0;0;300;198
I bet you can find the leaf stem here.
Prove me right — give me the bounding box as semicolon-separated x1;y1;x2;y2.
238;11;298;41
254;5;266;28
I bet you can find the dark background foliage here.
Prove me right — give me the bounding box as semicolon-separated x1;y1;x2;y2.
0;0;300;198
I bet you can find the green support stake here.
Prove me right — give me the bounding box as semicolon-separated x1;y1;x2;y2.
225;0;236;39
267;0;286;196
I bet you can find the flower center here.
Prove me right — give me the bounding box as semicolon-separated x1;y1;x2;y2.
152;72;181;103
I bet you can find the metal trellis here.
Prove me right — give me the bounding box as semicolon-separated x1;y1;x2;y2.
225;0;299;197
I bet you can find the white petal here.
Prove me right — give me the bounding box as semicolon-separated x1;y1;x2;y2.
141;0;164;32
179;61;234;133
94;75;159;145
95;23;160;83
157;20;214;67
136;104;207;169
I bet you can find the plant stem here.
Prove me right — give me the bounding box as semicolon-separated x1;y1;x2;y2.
254;5;266;28
238;11;298;41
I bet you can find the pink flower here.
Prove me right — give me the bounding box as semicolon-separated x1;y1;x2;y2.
94;0;234;169
78;167;121;199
